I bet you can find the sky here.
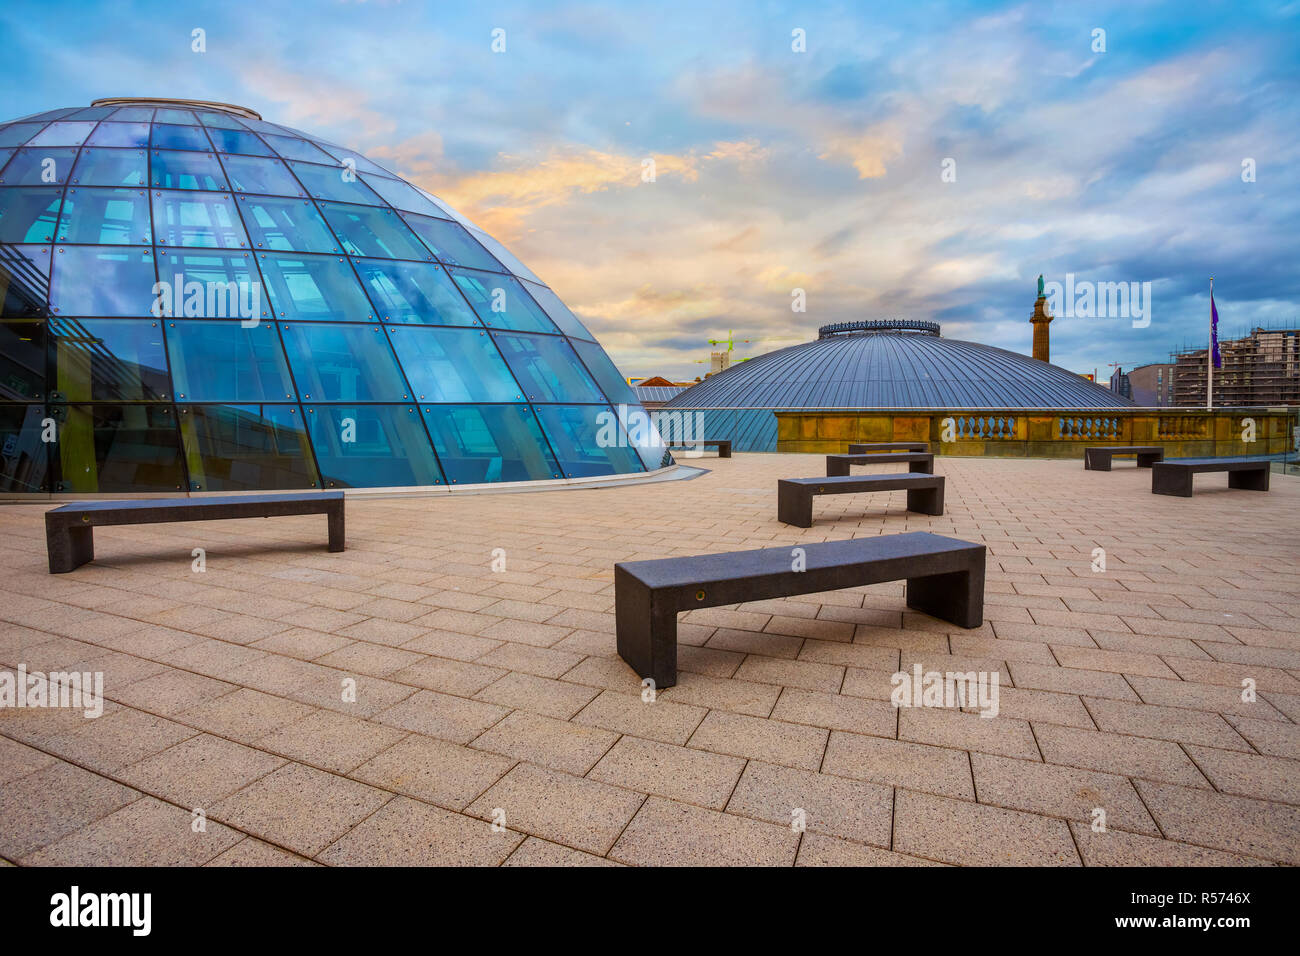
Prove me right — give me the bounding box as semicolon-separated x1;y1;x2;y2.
3;0;1298;382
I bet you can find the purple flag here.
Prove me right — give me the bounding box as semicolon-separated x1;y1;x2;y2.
1210;291;1222;369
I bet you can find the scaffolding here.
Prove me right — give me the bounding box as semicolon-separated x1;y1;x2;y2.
1170;327;1300;407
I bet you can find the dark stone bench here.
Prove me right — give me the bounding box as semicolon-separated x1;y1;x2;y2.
615;532;984;688
1084;446;1164;470
665;439;732;458
45;492;345;573
777;473;944;527
827;452;934;476
1151;459;1271;497
848;442;929;454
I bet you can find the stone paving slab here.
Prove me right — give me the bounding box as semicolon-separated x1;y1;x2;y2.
0;453;1296;866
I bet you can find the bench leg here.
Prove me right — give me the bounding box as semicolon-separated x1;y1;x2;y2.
47;522;94;574
906;484;944;516
777;484;813;527
327;504;346;552
827;457;849;477
1136;453;1160;468
1152;468;1192;497
1228;467;1269;492
1085;451;1110;471
906;552;984;628
615;571;678;689
719;445;731;458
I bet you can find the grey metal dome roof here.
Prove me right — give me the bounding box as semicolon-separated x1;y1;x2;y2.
664;320;1132;409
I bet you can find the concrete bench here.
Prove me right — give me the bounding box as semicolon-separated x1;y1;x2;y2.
615;532;985;688
1151;459;1271;497
848;442;929;454
1084;446;1164;470
827;452;934;476
665;440;732;458
777;473;944;527
45;492;345;573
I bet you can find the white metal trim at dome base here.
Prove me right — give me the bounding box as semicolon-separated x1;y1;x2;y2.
90;96;262;120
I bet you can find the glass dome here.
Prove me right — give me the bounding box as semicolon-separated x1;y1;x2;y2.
0;99;669;493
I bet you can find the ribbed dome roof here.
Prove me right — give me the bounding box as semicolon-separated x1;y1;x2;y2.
665;320;1131;409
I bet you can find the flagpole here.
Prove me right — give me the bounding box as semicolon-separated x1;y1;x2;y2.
1207;276;1214;410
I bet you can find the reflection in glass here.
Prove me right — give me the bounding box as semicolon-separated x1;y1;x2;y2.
389;325;523;403
179;404;318;490
2;148;80;185
281;323;408;401
256;252;371;321
523;281;596;341
356;259;479;326
287;161;382;205
26;122;98;147
0;320;45;400
360;174;445;217
53;403;186;492
0;245;51;318
167;321;295;402
239;195;338;252
491;331;604;403
152;190;248;248
532;404;645;478
0;123;45;147
306;404;442;488
401;214;503;271
219;155;304;197
71;148;149;187
49;318;168;400
86;123;151;148
50;246;157;317
151;123;212;151
452;270;557;333
0;187;61;243
421;404;560;483
153;250;272;321
318;202;428;260
261;134;334;164
57;188;153;245
207;128;273;156
0;404;50;492
151;150;229;190
572;338;638;405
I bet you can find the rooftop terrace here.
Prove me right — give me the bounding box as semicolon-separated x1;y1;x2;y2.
1;454;1297;866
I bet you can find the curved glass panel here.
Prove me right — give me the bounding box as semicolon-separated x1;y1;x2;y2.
360;173;446;217
152;189;248;248
166;321;295;401
491;332;603;403
179;404;318;491
388;325;523;403
207;128;273;156
281;323;408;401
0;187;61;243
86;123;151;148
261;134;334;164
71;148;149;187
152;109;198;125
151;123;212;151
151;149;229;190
27;122;98;147
52;403;185;492
50;246;157;317
108;107;155;122
48;317;168;401
287;160;382;205
523;281;596;341
57;187;152;245
401;213;503;271
219;154;304;197
468;227;543;283
314;144;394;178
238;195;338;253
318;202;428;260
533;404;645;477
356;259;479;327
0;245;51;318
0;403;50;492
572;338;637;405
306;404;442;488
452;270;557;333
197;112;246;130
421;404;560;483
0;124;46;147
0;320;45;400
154;250;271;321
3;148;79;185
256;252;371;321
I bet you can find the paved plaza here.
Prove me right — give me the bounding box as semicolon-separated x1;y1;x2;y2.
1;453;1297;866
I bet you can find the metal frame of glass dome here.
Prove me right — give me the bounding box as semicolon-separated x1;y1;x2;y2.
0;99;670;496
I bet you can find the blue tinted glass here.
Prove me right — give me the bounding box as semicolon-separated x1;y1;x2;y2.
257;252;371;321
64;108;115;122
0;320;45;400
154;250;272;321
2;148;79;185
421;404;561;483
0;148;13;173
0;404;50;492
360;173;445;217
207;128;272;156
152;109;198;125
0;187;61;242
238;195;338;252
151;149;229;190
196;111;246;130
50;246;156;317
48;318;168;400
218;154;304;197
532;404;645;477
401;214;503;271
86;123;151;147
318;201;427;260
151;123;211;151
179;403;318;491
57;187;153;244
71;147;148;186
0;245;51;319
288;161;382;204
356;259;479;326
469;227;543;283
314;144;393;177
491;332;604;403
53;403;186;493
152;189;248;248
27;122;97;147
261;133;334;163
306;404;443;488
166;320;295;401
0;123;46;147
452;270;557;333
281;323;407;401
108;107;155;122
388;326;522;402
572;338;637;404
523;281;596;340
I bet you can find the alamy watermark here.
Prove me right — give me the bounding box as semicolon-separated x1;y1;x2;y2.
151;275;262;327
1043;273;1151;328
890;663;1000;718
1;665;104;718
